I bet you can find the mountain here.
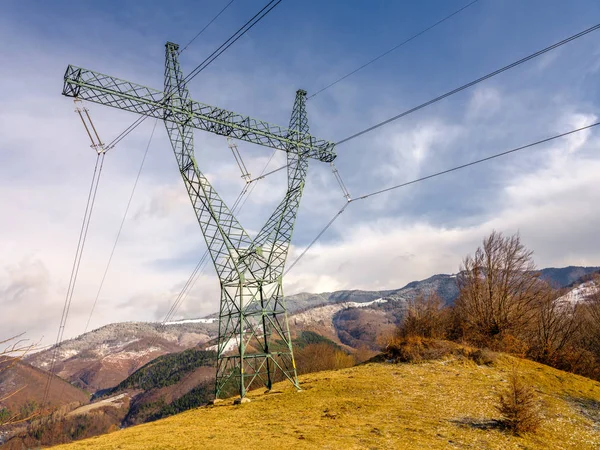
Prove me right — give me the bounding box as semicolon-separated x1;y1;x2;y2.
25;266;598;393
103;348;217;426
1;349;218;448
25;321;217;392
286;273;460;313
0;356;89;415
44;351;600;450
539;266;600;288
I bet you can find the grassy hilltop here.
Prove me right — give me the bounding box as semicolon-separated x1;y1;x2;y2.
51;353;600;450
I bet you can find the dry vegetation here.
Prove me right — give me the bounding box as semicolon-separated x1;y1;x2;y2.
294;342;355;375
395;231;600;383
495;365;541;435
50;354;600;450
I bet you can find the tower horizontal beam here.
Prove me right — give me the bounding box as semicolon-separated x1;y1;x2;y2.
62;65;336;163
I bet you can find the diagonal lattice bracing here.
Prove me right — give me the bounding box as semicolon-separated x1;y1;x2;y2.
62;41;335;399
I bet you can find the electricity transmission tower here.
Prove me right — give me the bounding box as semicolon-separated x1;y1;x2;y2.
62;42;336;398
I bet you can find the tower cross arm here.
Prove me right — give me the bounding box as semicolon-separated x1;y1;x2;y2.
62;65;336;163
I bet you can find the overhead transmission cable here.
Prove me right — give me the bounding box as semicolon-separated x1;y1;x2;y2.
285;120;600;274
336;23;600;146
182;0;281;83
83;119;159;334
87;0;282;338
179;0;236;54
105;0;282;152
47;0;281;395
308;0;480;100
42;101;107;406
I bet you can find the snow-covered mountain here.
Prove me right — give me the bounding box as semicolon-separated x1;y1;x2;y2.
557;280;599;304
26;266;599;393
26;321;218;391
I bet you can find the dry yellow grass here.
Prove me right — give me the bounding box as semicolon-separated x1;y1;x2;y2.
52;355;600;450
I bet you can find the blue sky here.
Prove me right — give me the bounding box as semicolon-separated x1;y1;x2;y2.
1;0;600;345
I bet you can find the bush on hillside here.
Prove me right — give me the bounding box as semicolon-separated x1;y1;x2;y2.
385;336;456;363
294;343;355;375
383;231;600;385
495;368;541;435
398;293;448;339
384;336;497;366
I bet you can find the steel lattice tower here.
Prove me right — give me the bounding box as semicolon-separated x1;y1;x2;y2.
62;42;336;398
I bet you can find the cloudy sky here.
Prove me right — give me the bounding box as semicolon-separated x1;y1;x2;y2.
1;0;600;346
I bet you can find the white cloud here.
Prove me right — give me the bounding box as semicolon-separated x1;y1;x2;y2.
2;3;600;349
467;87;503;120
284;116;600;294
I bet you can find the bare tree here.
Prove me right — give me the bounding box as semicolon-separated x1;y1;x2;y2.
580;276;600;357
528;287;581;364
455;231;546;347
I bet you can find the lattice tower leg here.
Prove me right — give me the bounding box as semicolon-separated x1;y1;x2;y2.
164;42;310;399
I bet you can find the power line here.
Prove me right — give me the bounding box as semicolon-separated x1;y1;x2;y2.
183;0;282;83
42;152;105;406
283;202;349;276
352;121;600;200
308;0;480;100
105;0;282;151
83;119;159;334
234;150;277;213
179;0;236;54
335;23;600;146
284;120;600;274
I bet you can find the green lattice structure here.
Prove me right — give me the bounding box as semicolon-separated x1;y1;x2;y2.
62;42;336;398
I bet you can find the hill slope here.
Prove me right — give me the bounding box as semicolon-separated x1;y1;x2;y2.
0;357;88;413
25;322;216;391
51;355;600;450
23;265;598;395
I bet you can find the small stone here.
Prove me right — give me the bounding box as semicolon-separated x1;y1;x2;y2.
233;397;251;405
210;399;224;406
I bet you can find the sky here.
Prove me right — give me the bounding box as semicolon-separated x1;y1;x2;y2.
1;0;600;347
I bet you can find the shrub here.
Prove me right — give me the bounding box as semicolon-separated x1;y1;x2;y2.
385;336;455;363
468;348;497;366
399;293;448;339
495;368;541;435
294;343;355;375
385;336;498;367
490;333;529;357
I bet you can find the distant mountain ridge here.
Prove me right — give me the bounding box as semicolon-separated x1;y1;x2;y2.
26;322;218;391
539;266;600;287
25;265;599;393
